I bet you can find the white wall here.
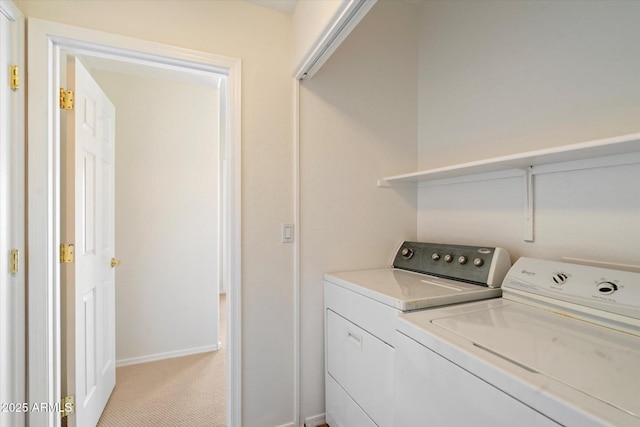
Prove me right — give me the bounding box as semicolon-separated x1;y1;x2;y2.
16;1;294;425
299;0;419;419
91;69;220;365
418;0;640;169
416;1;640;265
418;164;640;266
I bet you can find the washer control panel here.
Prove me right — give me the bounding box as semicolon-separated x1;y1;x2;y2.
393;241;512;287
503;257;640;320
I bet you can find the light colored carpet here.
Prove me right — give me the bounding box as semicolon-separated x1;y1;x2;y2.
97;295;227;427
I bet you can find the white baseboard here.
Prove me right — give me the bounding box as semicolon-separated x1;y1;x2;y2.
303;413;326;427
116;343;221;367
272;412;326;427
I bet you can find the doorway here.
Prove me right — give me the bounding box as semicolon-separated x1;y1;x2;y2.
26;19;242;427
63;53;225;424
86;57;224;366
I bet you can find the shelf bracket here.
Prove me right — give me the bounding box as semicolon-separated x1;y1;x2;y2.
523;166;534;242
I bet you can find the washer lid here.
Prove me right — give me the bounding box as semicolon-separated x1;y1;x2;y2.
432;303;640;419
325;268;501;311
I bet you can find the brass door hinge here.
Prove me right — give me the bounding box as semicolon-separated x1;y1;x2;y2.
60;395;75;418
10;65;19;91
59;88;74;110
60;244;75;264
10;249;19;274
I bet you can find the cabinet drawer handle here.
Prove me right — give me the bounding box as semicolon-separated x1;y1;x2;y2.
347;330;362;349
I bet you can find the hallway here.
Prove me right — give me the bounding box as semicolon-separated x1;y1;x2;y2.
97;295;227;426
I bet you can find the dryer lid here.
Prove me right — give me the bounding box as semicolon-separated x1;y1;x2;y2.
325;268;501;311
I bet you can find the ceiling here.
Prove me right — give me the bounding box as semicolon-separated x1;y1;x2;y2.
246;0;298;14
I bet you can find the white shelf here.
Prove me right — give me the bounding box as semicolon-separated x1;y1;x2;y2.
378;133;640;187
378;132;640;242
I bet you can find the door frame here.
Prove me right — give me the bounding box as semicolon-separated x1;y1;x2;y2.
27;18;242;426
0;1;25;426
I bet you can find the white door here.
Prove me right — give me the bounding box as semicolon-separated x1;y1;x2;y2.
61;56;116;427
0;3;25;426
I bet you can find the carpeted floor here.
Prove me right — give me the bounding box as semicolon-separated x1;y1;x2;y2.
97;295;227;427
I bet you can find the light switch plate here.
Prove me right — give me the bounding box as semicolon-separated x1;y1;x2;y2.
282;223;294;243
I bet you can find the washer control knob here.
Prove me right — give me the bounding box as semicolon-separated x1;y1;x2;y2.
473;258;484;267
458;256;467;265
431;253;440;261
401;247;414;260
444;254;453;263
596;281;618;295
552;273;568;285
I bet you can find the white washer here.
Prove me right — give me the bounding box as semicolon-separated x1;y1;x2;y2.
395;257;640;427
324;242;512;427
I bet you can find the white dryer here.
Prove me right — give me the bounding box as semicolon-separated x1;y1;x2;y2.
395;257;640;427
324;241;512;427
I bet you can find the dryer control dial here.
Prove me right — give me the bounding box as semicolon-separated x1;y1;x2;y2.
596;281;618;295
401;247;414;260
